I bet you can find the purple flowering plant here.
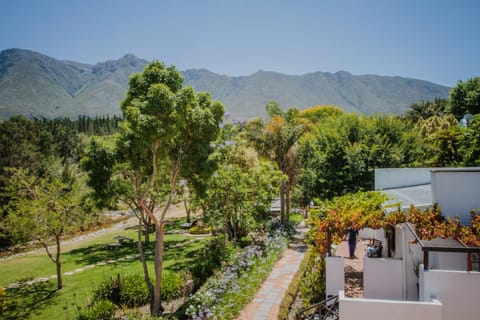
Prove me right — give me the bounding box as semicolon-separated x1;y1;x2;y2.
186;231;287;319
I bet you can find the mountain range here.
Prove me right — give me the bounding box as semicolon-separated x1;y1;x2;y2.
0;48;451;120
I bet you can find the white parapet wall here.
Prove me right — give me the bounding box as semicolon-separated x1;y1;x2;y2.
420;265;480;320
431;168;480;225
375;168;433;190
363;257;403;300
326;255;344;299
339;291;443;320
429;251;468;271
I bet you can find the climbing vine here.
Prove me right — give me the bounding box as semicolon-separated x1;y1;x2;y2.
408;205;480;246
309;191;480;257
308;191;388;256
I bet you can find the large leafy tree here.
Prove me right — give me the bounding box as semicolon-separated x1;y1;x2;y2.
0;117;84;247
449;77;480;119
251;102;308;223
2;166;86;289
299;113;424;200
404;98;448;123
81;136;118;209
415;115;462;166
459;114;480;166
203;140;283;243
117;61;223;316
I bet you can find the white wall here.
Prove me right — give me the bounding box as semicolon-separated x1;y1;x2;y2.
326;256;344;299
394;225;403;259
404;224;422;301
375;168;433;190
359;228;385;242
339;291;443;320
364;257;403;300
420;268;480;320
431;169;480;225
430;252;468;271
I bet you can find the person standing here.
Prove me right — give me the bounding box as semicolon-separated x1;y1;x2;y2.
346;227;358;259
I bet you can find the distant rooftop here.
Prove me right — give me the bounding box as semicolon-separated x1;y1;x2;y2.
376;167;480;217
422;237;467;249
382;183;432;213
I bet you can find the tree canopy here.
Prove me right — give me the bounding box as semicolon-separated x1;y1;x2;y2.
112;60;224;316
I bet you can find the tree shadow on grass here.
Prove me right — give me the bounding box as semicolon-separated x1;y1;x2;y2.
3;279;58;320
68;238;194;266
163;241;208;272
68;243;140;265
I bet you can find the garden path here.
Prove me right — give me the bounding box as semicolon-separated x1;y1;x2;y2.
236;222;308;320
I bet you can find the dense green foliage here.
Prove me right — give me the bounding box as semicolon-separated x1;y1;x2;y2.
76;299;116;320
202;138;283;241
297;113;425;200
449;77;480;119
0;115;116;247
92;271;183;308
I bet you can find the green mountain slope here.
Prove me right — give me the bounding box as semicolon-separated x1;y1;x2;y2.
0;49;450;119
183;69;450;118
0;49;149;118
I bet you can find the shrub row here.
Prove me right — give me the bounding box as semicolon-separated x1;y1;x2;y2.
76;299;116;320
76;271;186;320
299;250;325;307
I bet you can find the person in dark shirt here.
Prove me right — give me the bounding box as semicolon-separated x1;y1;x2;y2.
346;227;358;259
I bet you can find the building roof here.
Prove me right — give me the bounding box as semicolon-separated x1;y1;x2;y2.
422;237;467;249
381;183;432;213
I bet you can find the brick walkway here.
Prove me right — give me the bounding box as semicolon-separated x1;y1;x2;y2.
237;223;307;320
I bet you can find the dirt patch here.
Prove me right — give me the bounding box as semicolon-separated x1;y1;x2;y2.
344;265;363;298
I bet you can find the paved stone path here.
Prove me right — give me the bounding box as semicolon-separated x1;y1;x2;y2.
236;223;307;320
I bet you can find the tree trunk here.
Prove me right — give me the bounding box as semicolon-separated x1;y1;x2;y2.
151;222;165;316
144;223;150;245
184;198;191;223
55;235;63;290
144;214;151;245
137;214;154;308
280;182;286;224
286;184;291;223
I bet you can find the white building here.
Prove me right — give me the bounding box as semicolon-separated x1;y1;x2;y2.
325;168;480;320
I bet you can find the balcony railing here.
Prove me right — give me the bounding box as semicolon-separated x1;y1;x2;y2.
295;294;339;320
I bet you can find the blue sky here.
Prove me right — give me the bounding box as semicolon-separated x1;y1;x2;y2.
1;0;479;87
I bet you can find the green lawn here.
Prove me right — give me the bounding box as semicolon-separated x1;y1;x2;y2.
289;212;304;225
1;219;214;320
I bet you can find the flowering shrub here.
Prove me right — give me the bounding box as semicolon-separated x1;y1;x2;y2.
189;225;212;235
186;231;287;319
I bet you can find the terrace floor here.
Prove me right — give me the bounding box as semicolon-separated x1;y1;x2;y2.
334;239;370;298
